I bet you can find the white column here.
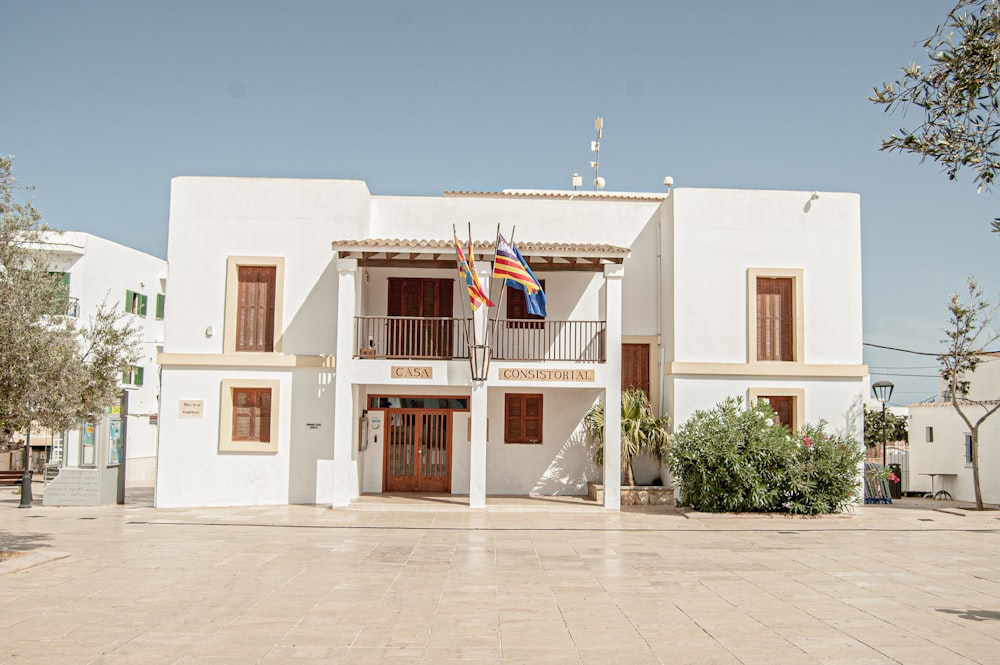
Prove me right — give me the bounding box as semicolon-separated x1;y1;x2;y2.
469;381;488;508
332;258;358;507
603;263;624;510
468;261;492;508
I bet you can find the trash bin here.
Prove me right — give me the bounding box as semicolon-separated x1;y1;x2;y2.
887;463;902;499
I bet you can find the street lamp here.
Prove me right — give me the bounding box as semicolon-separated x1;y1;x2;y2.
872;380;894;469
18;411;33;509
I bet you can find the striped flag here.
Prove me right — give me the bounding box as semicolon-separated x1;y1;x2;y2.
494;233;546;317
454;232;494;310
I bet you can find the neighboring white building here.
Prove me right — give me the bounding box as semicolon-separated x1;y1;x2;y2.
907;354;1000;503
156;177;868;509
39;231;166;484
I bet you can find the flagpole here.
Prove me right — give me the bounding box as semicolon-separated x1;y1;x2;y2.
453;224;476;379
487;223;505;362
467;221;487;381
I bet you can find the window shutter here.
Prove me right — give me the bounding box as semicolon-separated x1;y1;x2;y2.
232;388;271;442
437;279;454;318
504;393;543;443
523;395;542;441
138;294;148;317
505;395;523;440
237;267;276;351
156;294;165;320
756;278;793;361
125;290;134;312
388;278;404;317
233;389;253;440
257;390;271;443
135;366;144;387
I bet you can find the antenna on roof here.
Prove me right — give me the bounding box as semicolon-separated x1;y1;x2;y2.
591;117;605;190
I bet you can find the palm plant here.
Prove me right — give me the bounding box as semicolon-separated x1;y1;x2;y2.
583;388;670;486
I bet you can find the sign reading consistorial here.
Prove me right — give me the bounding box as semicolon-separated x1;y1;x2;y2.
179;400;204;418
498;368;595;382
391;366;433;379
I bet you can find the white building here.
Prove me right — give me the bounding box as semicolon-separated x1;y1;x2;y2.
907;354;1000;503
156;177;868;509
40;231;166;484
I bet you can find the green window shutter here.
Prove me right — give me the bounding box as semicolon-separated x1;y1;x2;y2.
155;294;165;320
125;290;134;312
138;295;148;317
122;369;129;384
135;366;144;387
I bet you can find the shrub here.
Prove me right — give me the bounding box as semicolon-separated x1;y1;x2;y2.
667;397;863;514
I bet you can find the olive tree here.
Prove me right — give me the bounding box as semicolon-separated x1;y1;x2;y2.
0;155;140;439
872;0;1000;233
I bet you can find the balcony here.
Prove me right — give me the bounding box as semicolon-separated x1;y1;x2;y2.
353;316;606;362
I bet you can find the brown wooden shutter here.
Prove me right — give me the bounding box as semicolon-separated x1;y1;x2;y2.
388;278;404;316
505;393;543;444
505;395;523;441
237;267;276;352
257;390;271;443
622;343;650;396
233;389;253;440
523;395;542;442
232;388;271;442
437;279;454;317
756;277;793;361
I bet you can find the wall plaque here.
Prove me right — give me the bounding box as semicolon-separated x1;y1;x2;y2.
498;368;595;382
179;400;204;418
391;366;433;379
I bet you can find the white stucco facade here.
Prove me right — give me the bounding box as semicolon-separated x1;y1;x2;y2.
907;355;1000;503
156;177;868;509
37;232;166;482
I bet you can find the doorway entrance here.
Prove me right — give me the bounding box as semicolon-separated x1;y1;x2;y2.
370;395;468;492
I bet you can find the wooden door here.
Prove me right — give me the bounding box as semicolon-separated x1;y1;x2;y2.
387;278;454;357
622;343;650;397
384;409;451;491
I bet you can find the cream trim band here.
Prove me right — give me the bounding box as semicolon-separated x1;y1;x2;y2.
159;352;335;369
667;362;867;378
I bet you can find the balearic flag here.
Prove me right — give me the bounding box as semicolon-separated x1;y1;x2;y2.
454;232;494;310
494;233;546;317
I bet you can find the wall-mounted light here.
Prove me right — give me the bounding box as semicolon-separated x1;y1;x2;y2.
205;325;214;338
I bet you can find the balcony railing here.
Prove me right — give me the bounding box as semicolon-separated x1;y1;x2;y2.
354;316;605;362
488;319;605;362
355;316;471;359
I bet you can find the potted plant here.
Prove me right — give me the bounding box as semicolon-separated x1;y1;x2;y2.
584;388;670;487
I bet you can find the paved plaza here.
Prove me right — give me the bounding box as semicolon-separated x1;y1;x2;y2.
2;486;999;665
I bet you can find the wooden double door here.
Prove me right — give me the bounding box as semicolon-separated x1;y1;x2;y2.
383;409;452;492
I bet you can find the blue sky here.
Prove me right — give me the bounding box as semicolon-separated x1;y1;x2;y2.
2;1;997;406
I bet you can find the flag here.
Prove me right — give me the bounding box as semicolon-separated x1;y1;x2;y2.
494;234;546;317
454;232;494;310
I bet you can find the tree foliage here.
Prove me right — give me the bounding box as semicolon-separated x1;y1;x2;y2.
0;156;141;435
939;277;1000;509
872;0;1000;232
584;388;670;486
863;404;909;448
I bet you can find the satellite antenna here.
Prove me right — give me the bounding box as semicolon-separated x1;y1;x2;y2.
591;117;605;190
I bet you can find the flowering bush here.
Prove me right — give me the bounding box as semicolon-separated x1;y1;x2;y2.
667;397;864;514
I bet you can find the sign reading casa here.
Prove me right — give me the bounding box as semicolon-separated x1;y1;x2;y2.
391;366;433;379
498;368;595;382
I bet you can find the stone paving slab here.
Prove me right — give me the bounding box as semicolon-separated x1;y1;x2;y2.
1;489;999;664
